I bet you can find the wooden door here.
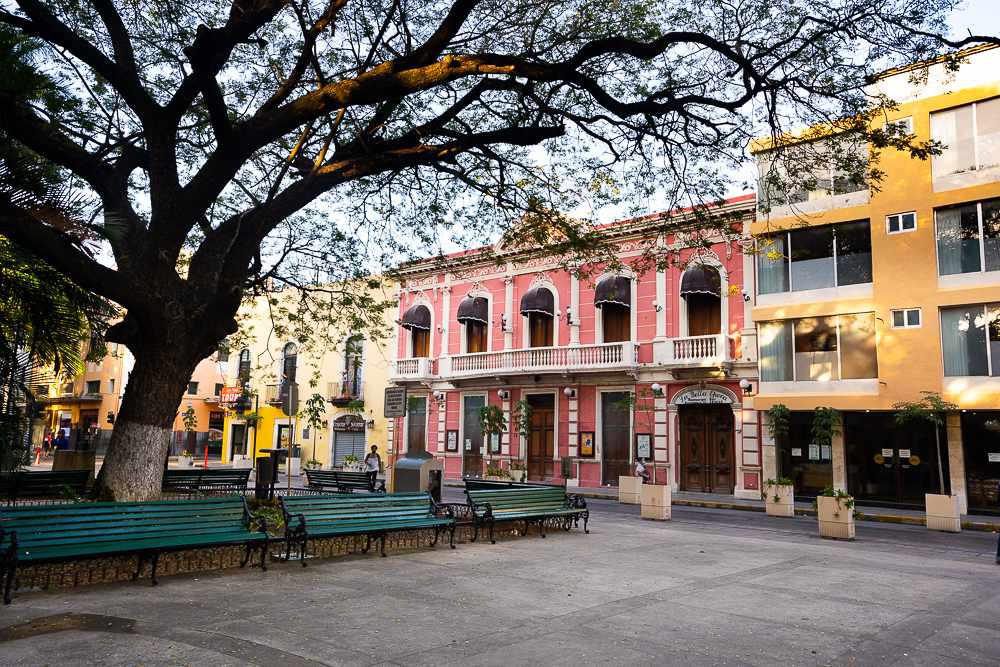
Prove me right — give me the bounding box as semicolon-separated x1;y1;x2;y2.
680;406;734;493
407;397;427;455
466;322;487;353
602;305;630;343
601;391;631;484
527;406;554;480
463;395;485;477
412;329;429;357
529;313;553;347
687;295;721;336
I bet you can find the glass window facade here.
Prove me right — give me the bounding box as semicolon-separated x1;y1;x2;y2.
936;198;1000;275
758;220;872;295
759;313;878;382
940;303;1000;376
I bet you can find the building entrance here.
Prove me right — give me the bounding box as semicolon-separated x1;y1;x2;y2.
526;394;554;480
679;405;734;494
462;395;485;478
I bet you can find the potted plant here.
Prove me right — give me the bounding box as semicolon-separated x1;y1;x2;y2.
179;449;194;466
479;404;507;461
509;460;527;483
342;453;362;472
894;392;961;532
762;477;795;517
485;464;510;481
816;486;855;540
303;459;322;470
640;481;671;520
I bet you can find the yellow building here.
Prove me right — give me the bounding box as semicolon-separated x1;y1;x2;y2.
750;45;1000;514
220;282;395;471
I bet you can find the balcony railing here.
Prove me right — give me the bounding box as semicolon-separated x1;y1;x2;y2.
657;334;729;366
442;342;639;378
265;382;299;405
328;380;365;405
390;357;435;381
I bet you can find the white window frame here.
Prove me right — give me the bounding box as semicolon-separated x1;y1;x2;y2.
940;304;999;378
934;200;998;276
931;99;1000;176
890;308;922;329
886;116;913;135
886;211;917;235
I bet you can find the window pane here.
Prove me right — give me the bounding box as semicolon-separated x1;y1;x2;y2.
990;304;1000;377
940;306;989;376
892;310;905;327
887;216;900;233
759;321;793;381
758;235;789;294
906;309;921;326
794;317;839;381
790;227;835;290
839;313;879;379
976;98;1000;171
936;204;982;275
835;220;872;285
902;213;916;230
931;105;976;178
983;199;1000;272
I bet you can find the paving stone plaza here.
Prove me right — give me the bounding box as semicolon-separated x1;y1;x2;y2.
1;496;997;666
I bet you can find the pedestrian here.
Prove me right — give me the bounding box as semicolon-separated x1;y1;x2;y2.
635;457;650;483
54;432;69;451
364;445;382;492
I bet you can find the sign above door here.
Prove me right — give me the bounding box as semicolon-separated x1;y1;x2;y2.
674;388;733;405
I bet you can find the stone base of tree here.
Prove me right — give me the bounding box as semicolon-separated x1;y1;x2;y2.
765;485;795;517
925;493;961;532
619;476;642;504
640;483;671;521
817;496;856;540
230;455;254;469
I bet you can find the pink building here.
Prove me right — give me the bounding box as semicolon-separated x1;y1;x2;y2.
388;195;762;498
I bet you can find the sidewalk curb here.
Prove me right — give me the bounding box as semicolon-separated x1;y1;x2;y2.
445;482;1000;533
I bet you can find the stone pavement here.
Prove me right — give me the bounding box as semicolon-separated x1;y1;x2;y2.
1;497;998;666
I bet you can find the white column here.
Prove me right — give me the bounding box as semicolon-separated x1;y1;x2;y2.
947;413;968;514
740;223;758;364
570;273;581;345
568;392;579;457
501;395;511;455
667;405;679;491
436;396;446;453
504;272;514;349
440;285;451;359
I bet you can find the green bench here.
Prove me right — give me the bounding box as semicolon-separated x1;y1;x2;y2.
0;470;90;505
303;469;385;493
279;492;455;562
162;468;251;495
465;486;589;544
0;496;269;604
463;478;562;491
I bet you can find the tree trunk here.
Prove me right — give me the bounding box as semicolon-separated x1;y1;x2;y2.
94;346;201;501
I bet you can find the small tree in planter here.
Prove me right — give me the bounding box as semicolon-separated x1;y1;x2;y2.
301;393;327;468
509;460;527;483
762;477;795;517
480;404;507;467
816;486;855;539
893;392;960;531
181;406;198;465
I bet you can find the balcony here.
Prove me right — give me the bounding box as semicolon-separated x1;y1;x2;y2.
441;342;639;379
390;357;435;383
328;380;365;407
655;334;730;367
265;382;299;405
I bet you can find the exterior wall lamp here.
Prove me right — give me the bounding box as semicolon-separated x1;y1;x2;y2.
563;387;576;398
650;382;664;397
652;301;663;313
739;378;754;395
433;391;447;402
498;390;511;400
499;314;511;332
565;308;576;325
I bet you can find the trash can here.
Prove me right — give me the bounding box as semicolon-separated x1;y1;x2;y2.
255;456;275;500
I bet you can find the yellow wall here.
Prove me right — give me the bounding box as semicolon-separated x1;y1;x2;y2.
221;281;395;467
751;54;1000;412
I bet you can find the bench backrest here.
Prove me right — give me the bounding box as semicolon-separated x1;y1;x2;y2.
0;496;251;551
281;492;434;528
466;487;570;512
0;470;90;500
463;479;561;491
162;468;251;490
303;469;370;488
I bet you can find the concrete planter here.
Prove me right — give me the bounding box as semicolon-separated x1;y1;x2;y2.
765;484;795;518
817;495;855;540
925;493;961;532
287;457;301;477
179;455;194;467
640;483;671;521
484;475;511;482
231;455;254;469
619;476;642;504
510;469;527;483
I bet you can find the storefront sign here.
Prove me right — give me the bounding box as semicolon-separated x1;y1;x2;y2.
332;415;366;432
674;389;733;405
988;452;1000;463
219;385;242;408
384;387;407;417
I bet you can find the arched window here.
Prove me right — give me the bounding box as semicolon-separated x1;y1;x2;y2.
238;349;251;383
282;342;298;383
595;276;632;343
680;265;722;336
520;287;554;347
344;335;363;398
401;304;431;357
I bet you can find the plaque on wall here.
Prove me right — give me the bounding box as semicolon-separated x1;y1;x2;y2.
579;431;595;458
490;433;501;454
446;430;458;452
636;433;652;459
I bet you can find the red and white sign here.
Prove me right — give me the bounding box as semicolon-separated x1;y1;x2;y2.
219;386;243;408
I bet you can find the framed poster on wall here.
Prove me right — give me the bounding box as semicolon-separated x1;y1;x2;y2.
579;431;595;457
635;433;651;459
490;432;501;454
446;430;458;452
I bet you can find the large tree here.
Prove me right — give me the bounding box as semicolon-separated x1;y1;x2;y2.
0;0;993;499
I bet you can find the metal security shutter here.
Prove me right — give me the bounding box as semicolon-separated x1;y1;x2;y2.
333;430;366;466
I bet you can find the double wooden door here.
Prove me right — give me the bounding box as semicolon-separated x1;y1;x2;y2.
602;391;631;484
680;406;734;494
527;403;554;480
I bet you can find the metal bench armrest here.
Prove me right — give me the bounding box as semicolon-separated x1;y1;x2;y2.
567;494;587;509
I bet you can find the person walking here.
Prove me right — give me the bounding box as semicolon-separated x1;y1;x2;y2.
364;445;382;492
635;457;650;483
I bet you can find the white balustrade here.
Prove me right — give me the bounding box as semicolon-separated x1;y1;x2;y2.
391;357;433;379
666;334;726;364
447;342;638;378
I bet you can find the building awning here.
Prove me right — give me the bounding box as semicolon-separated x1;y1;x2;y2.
456;296;489;325
594;276;631;308
679;266;721;299
519;287;554;316
400;304;431;331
